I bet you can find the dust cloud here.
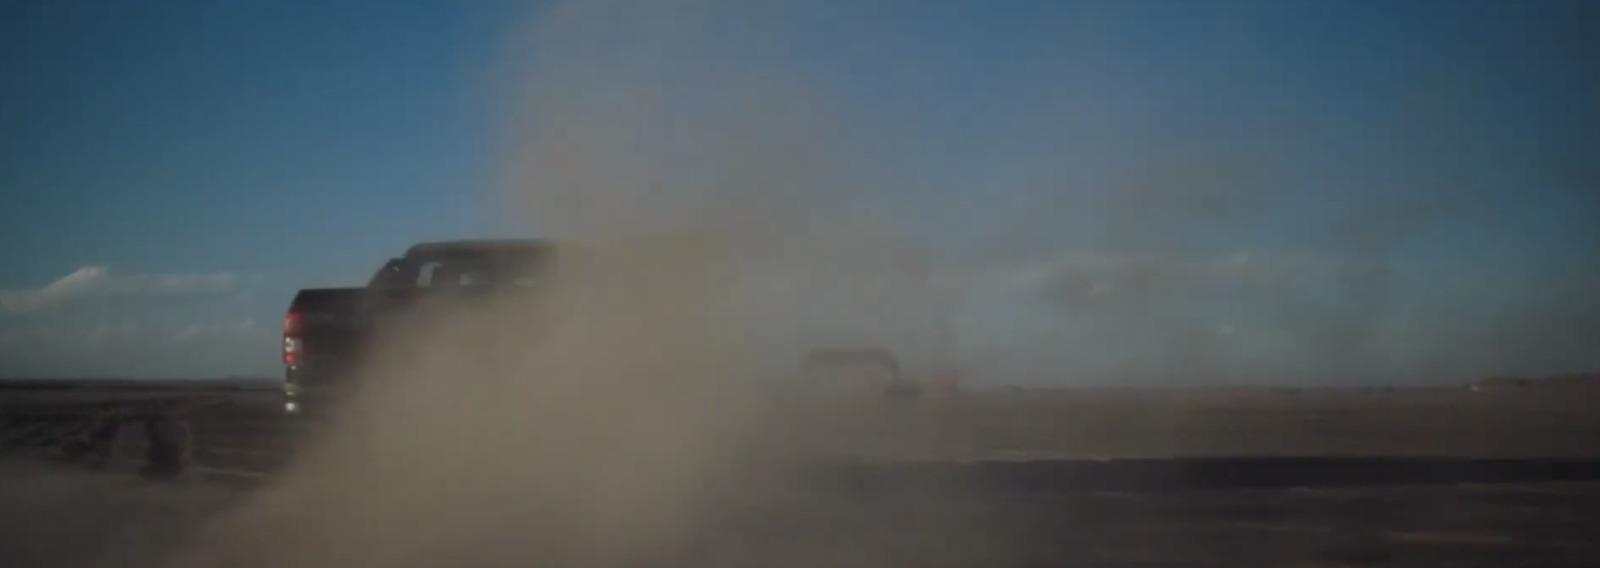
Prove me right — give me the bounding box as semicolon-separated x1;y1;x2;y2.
162;2;999;567
152;0;1600;566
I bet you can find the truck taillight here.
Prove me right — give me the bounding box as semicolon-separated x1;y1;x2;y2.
283;336;302;366
282;312;303;366
283;312;303;336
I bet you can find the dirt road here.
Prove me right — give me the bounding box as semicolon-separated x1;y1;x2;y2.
0;460;245;568
5;455;1600;568
7;388;1600;566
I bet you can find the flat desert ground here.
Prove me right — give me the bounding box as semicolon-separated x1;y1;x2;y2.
4;387;1600;567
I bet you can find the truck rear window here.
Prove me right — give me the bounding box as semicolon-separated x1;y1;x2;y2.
368;252;550;290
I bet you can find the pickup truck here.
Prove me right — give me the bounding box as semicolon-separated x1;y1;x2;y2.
801;347;922;400
281;239;566;415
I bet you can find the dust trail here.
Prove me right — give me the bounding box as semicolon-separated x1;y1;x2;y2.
162;2;999;567
155;1;1600;565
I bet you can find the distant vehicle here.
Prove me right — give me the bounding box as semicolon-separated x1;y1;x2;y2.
281;239;570;415
800;347;921;400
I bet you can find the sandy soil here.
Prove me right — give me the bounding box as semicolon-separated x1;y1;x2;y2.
6;390;1600;567
3;457;1599;568
0;460;244;568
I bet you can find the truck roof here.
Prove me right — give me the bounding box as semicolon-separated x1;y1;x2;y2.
802;348;901;371
402;239;556;259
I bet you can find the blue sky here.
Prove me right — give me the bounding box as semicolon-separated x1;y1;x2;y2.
2;1;1596;384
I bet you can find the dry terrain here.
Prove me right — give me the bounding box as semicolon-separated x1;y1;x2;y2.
3;387;1599;567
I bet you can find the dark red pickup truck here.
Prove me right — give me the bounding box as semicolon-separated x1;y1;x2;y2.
281;239;566;415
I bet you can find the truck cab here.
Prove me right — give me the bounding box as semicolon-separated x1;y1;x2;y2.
281;239;566;416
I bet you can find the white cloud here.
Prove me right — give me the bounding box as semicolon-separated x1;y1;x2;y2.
85;322;140;345
0;319;279;378
173;319;265;343
0;266;245;314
